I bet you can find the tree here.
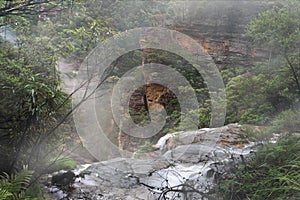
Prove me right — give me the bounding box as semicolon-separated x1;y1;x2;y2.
226;72;276;124
0;0;74;19
246;1;300;99
0;0;115;179
0;38;70;174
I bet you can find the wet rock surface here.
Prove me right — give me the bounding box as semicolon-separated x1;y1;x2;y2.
47;124;270;200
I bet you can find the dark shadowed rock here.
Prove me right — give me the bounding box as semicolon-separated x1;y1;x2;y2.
51;170;76;187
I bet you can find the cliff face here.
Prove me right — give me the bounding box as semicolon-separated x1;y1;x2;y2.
170;1;274;70
118;2;273;154
60;2;276;160
128;84;176;113
173;24;267;71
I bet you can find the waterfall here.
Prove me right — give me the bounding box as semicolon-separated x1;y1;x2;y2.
0;26;17;46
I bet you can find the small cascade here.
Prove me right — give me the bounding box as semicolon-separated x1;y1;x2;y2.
46;124;281;200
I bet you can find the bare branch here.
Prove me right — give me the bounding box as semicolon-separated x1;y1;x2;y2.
0;0;71;18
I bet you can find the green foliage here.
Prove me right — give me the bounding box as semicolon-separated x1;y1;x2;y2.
110;49;211;141
224;1;300;125
89;0;173;30
47;10;114;62
271;109;300;133
226;73;274;124
239;125;272;142
0;1;299;198
46;156;77;174
0;0;75;19
246;0;300;99
134;141;156;158
246;0;300;54
0;166;34;200
0;189;12;200
218;134;300;200
0;39;71;173
225;59;298;125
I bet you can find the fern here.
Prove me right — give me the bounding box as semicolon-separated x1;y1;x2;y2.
0;166;33;200
0;188;13;200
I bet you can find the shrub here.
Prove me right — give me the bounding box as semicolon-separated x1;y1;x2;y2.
46;156;76;173
239;125;273;142
133;141;156;158
218;134;300;200
270;109;300;133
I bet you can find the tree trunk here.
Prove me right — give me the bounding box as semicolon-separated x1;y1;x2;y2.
284;53;300;99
